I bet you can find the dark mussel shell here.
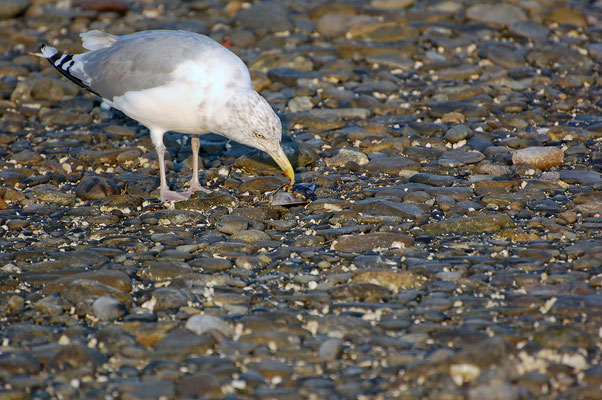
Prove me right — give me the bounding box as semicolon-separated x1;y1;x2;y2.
270;182;317;206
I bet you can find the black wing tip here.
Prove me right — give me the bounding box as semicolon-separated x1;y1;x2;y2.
40;46;99;96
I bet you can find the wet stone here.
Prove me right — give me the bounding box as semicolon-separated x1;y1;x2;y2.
189;257;232;273
318;338;344;360
512;147;564;170
325;148;369;168
92;295;126;321
185;314;233;337
215;214;249;234
444;125;473;144
332;232;413;253
350;199;426;220
0;0;30;19
466;3;527;27
423;214;515;235
409;173;456;187
75;175;120;201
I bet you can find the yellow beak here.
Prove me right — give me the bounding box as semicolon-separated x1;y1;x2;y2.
267;146;295;185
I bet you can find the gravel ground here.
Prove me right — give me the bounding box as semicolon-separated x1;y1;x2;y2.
1;0;601;399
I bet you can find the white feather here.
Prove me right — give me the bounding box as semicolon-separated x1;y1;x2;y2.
39;45;58;59
80;30;118;51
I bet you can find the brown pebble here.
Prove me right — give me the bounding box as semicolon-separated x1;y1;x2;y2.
512;146;564;170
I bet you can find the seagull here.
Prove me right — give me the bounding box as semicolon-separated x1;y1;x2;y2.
38;30;295;201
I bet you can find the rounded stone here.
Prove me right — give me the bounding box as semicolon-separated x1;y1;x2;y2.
75;176;120;200
93;295;126;321
185;314;233;337
512;147;564;170
215;215;249;235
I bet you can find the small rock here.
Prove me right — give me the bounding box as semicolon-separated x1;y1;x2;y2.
75;176;120;201
423;214;515;235
326;148;369;168
318;338;344;360
93;295;126;321
444;125;473;144
512;147;564;170
332;232;414;252
288;96;313;112
185;314;233;337
0;0;30;19
230;229;271;244
466;3;527;27
216;215;249;235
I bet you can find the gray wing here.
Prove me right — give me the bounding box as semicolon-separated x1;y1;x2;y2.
74;30;225;100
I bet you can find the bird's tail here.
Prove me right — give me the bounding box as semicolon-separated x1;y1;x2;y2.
34;44;98;95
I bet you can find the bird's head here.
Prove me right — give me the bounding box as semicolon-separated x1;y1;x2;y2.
222;91;295;185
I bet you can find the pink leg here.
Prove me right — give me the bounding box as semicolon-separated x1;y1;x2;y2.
187;136;211;194
156;142;190;202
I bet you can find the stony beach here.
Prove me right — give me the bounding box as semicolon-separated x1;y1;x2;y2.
1;0;601;399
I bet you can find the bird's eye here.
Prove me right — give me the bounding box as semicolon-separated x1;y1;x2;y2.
254;133;265;140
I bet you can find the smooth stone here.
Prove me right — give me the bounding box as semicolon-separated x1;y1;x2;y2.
0;355;41;375
93;295;126;321
230;229;271;244
288;96;313;112
237;1;292;33
75;175;120;201
509;21;549;41
141;209;204;225
365;157;420;175
409;173;456;187
50;343;107;371
215;215;249;235
138;261;193;280
61;279;132;308
527;199;563;212
422;214;515;235
512;147;564;170
151;288;190;312
185;314;233;337
154;328;215;353
247;360;293;380
175;191;239;211
559;170;601;184
444;125;473;143
267;67;316;86
329;282;391;302
352;269;420;293
177;373;223;398
332;232;414;252
0;0;30;19
27;187;76;206
326;148;369;168
350;199;426;220
466;3;527;26
43;270;131;294
318;338;344;360
189;257;233;273
12;149;43;164
439;149;484;165
479;43;525;69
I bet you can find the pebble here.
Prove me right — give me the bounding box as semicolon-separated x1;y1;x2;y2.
215;214;249;234
0;0;30;20
512;147;564;170
325;148;369;168
75;175;120;200
92;295;126;321
465;3;527;27
185;314;233;337
0;1;600;398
